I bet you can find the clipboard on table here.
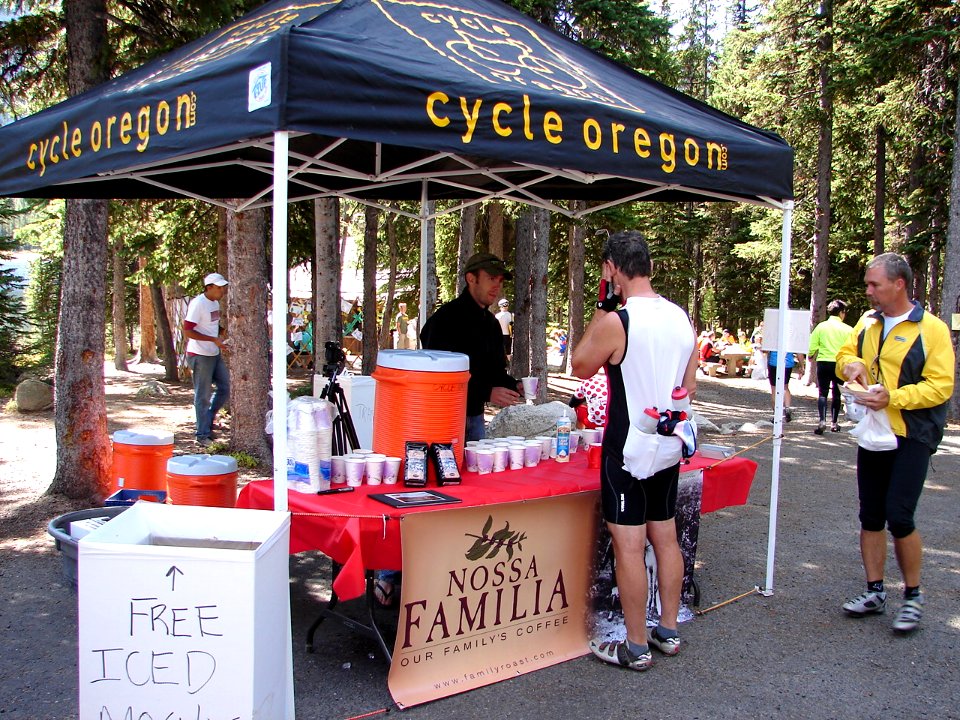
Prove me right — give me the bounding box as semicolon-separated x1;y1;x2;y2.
369;490;462;508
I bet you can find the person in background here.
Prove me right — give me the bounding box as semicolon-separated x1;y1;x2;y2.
767;349;796;421
808;299;853;434
421;253;522;442
836;253;953;633
699;330;721;370
495;298;513;359
183;272;230;447
569;367;608;429
573;230;698;672
394;302;410;349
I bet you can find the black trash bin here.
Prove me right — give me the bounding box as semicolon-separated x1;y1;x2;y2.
47;506;129;586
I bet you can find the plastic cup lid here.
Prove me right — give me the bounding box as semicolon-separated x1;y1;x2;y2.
166;454;238;476
113;428;174;445
375;349;469;372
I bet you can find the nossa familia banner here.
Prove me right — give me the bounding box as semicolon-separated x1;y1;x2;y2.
388;492;598;708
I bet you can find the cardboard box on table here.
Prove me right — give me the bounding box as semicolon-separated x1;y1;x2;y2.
77;502;293;720
314;372;376;448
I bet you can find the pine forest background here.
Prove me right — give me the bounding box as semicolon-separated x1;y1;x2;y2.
0;0;958;500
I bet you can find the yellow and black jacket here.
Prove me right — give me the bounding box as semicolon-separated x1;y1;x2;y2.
836;302;954;452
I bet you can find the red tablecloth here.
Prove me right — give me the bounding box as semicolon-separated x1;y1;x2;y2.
236;450;756;600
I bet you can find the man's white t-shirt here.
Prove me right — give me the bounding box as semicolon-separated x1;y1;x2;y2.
185;293;221;356
495;310;512;336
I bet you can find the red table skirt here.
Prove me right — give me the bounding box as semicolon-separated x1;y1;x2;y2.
236;450;757;600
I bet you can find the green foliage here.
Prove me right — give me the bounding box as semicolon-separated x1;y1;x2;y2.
0;200;30;383
227;450;259;469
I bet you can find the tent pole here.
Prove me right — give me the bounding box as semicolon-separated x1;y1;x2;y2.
272;131;290;512
762;200;794;595
418;180;428;338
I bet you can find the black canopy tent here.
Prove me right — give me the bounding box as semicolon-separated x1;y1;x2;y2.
0;0;796;592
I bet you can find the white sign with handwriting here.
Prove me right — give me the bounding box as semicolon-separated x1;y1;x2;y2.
78;503;292;720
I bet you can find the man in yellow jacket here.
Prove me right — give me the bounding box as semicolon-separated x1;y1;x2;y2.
835;253;954;633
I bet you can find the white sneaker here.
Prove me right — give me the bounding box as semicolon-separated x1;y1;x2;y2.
646;628;681;656
842;590;886;616
892;595;924;633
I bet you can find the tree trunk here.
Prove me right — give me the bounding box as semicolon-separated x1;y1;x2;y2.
226;207;270;462
873;124;886;256
422;200;438;320
314;198;341;350
151;284;178;382
49;199;112;501
138;257;158;363
487;200;504;259
361;206;379;376
810;0;833;327
529;207;549;400
941;73;960;422
457;204;478;295
511;210;533;377
566;202;586;374
48;0;111;501
380;211;398;350
217;207;229;334
112;234;128;371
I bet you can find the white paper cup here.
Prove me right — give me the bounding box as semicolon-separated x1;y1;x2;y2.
521;376;539;401
493;447;509;472
523;440;542;467
344;456;366;487
464;446;479;472
506;436;525;443
383;456;402;485
569;431;581;453
594;426;605;444
509;444;526;470
353;448;374;456
476;448;495;475
535;436;552;460
365;454;386;485
581;428;599;446
331;456;347;484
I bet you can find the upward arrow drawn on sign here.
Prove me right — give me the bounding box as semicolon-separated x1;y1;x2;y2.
166;565;184;591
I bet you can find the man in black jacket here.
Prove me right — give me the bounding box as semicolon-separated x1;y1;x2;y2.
421;253;522;441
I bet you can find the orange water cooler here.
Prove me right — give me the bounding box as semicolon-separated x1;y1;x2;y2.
166;454;239;507
372;350;470;475
109;429;174;494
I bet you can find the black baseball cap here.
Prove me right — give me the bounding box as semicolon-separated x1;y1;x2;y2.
464;252;511;280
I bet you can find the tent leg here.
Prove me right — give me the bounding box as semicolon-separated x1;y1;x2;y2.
763;201;794;596
272;131;290;513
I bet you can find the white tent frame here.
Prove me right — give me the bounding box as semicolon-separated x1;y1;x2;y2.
259;130;794;595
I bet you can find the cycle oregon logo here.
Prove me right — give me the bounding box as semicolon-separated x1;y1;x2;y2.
397;513;571;656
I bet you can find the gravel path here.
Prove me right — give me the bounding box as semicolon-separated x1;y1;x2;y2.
1;366;957;719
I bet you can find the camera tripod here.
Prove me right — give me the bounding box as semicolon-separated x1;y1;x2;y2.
319;367;360;456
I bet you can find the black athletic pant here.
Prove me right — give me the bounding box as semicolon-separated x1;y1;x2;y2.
815;360;841;423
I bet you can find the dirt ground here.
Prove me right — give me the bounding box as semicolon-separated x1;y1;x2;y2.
2;362;958;719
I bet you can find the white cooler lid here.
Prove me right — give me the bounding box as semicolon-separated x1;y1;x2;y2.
167;454;238;476
376;349;469;372
112;428;174;446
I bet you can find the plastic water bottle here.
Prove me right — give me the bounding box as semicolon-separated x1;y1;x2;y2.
671;387;691;413
637;407;660;433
